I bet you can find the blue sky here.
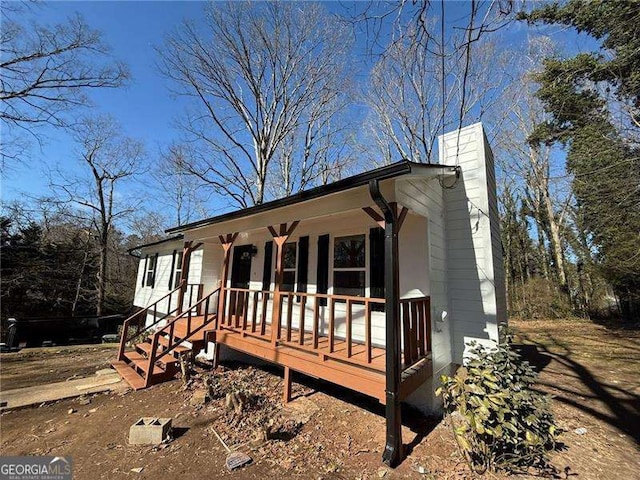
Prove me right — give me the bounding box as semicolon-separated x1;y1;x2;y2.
2;1;593;229
4;2;206;203
4;1;368;207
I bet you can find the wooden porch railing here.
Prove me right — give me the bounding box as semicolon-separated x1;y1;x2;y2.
219;288;271;334
183;283;205;314
279;291;385;364
146;287;221;385
216;287;431;372
117;282;205;362
117;282;184;361
399;296;431;371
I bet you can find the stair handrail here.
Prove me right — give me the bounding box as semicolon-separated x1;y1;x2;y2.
117;281;185;361
145;287;221;380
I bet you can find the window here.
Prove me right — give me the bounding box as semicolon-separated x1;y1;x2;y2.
281;242;296;292
333;234;365;297
173;251;184;289
145;254;157;287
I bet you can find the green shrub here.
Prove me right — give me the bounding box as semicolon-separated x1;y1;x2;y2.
436;331;563;475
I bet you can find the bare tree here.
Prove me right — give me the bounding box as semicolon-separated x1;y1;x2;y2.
493;38;572;292
151;143;209;226
0;3;128;164
47;115;145;315
363;10;515;164
158;2;353;208
269;90;356;198
499;181;534;313
350;0;517;55
127;211;167;243
1;198;142;318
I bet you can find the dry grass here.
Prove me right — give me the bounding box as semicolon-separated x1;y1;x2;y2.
0;344;118;390
511;317;640;375
507;318;640;479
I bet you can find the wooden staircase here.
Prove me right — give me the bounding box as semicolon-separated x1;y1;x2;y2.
112;286;220;390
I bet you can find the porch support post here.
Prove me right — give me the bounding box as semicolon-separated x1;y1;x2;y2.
369;180;403;468
218;233;238;328
176;241;203;314
267;221;299;345
212;341;222;369
283;366;292;403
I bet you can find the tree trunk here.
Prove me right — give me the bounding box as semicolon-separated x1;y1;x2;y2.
72;246;90;317
97;233;108;316
535;227;549;279
576;262;592;314
543;192;567;291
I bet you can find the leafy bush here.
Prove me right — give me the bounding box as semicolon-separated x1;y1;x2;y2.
436;331;563;474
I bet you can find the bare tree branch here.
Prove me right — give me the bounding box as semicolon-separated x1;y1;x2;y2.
158;2;353;208
45;115;145;315
1;4;129;165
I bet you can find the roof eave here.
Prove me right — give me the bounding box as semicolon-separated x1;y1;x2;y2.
127;234;184;255
166;161;455;235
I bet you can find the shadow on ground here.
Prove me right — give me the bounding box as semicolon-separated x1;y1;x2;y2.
589;315;640;333
514;333;640;445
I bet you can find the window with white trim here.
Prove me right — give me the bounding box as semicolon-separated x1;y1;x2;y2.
281;242;297;292
173;251;184;289
145;255;157;287
332;234;365;297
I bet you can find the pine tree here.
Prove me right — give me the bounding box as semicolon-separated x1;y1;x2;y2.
521;1;640;318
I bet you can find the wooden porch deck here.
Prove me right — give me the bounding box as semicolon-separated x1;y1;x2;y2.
218;319;387;370
208;318;431;403
114;285;432;405
205;285;432;403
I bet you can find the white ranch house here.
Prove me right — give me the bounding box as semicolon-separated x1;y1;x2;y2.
114;123;507;466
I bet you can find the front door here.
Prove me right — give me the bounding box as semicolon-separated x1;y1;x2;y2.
231;245;253;288
229;245;253;322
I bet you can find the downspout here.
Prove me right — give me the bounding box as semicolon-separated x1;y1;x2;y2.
369;179;402;467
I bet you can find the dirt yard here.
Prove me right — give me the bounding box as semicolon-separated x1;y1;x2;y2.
1;318;638;480
0;344;118;391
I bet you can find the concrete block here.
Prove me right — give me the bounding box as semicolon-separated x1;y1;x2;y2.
128;417;172;445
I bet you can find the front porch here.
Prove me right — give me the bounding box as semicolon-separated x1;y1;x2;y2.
115;273;432;394
120;225;431;462
117;163;460;466
114;288;431;401
210;287;432;403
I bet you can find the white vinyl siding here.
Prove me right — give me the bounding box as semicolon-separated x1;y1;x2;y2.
396;178;451;376
439;122;506;363
133;241;204;325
